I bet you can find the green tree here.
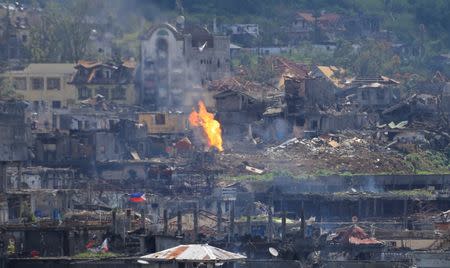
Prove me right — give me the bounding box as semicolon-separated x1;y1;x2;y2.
0;78;17;99
28;0;91;63
352;41;398;76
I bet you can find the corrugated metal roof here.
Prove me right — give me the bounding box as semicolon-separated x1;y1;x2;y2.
141;244;246;262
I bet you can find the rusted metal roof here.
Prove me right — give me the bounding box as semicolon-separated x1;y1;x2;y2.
297;12;341;23
77;60;102;69
332;225;382;246
140;244;246;262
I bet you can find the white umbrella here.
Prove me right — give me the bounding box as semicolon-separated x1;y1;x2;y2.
140;244;246;263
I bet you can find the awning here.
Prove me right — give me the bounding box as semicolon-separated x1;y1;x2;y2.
140;244;246;263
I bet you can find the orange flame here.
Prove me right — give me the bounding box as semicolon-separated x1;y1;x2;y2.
189;100;223;152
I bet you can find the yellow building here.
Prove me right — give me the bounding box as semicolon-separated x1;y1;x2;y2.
138;112;188;134
2;64;77;109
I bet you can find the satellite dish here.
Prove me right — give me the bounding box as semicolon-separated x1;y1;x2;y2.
269;247;279;257
176;15;185;25
137;260;149;264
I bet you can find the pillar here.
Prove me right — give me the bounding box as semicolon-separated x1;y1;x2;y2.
229;201;235;241
403;199;408;216
139;235;146;254
140;208;146;231
126;209;132;231
163;209;168;235
217;201;222;233
358;199;362;219
112;210;117;234
268;205;273;242
281;210;287;241
300;206;305;239
365;200;370;218
373;199;377;217
403;199;408;229
0;163;6;193
177;210;182;236
17;162;22;190
193;205;198;242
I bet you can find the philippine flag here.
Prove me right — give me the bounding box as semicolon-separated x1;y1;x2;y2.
129;193;146;203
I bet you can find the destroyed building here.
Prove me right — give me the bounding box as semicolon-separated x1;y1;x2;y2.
286;11;344;44
3;3;450;268
209;78;270;136
0;100;30;223
0;2;38;67
140;18;230;111
69;60;137;105
282;65;400;134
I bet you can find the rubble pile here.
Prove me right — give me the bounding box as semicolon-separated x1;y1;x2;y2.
217;131;412;177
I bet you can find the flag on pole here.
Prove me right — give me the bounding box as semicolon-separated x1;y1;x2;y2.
129;193;146;203
100;238;109;253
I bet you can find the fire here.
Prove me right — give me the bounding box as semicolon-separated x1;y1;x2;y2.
189;100;223;152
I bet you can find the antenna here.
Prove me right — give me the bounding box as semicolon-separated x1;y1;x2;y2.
176;0;184;15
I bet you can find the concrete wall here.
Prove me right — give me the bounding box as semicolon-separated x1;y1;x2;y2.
138;113;188;134
0;103;29;162
356;87;394;107
75;84;136;106
2;65;77;108
266;174;450;194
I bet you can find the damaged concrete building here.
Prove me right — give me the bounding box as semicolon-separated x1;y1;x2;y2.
3;5;450;268
140;18;230;111
69;60;137;105
0;100;30;223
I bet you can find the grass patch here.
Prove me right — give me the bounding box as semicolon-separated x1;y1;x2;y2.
405;151;450;174
388;189;435;198
73;251;121;259
220;172;275;182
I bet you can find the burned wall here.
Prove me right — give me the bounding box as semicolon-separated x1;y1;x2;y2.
0;101;29;161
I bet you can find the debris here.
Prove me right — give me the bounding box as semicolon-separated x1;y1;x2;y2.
268;137;299;151
130;150;141;160
388;121;408;129
245;165;265;174
327;140;340;148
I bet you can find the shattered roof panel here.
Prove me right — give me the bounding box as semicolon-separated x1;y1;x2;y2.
353;75;399;85
349;236;382;245
316;66;347;88
269;56;309;80
209;77;278;100
77;60;103;69
141;244;246;262
76;60;136;70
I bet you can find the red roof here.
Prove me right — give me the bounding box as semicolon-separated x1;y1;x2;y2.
268;56;309;79
297;12;341;24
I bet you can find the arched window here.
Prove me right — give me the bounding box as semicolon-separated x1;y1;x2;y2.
157;29;169;36
156;38;169;60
